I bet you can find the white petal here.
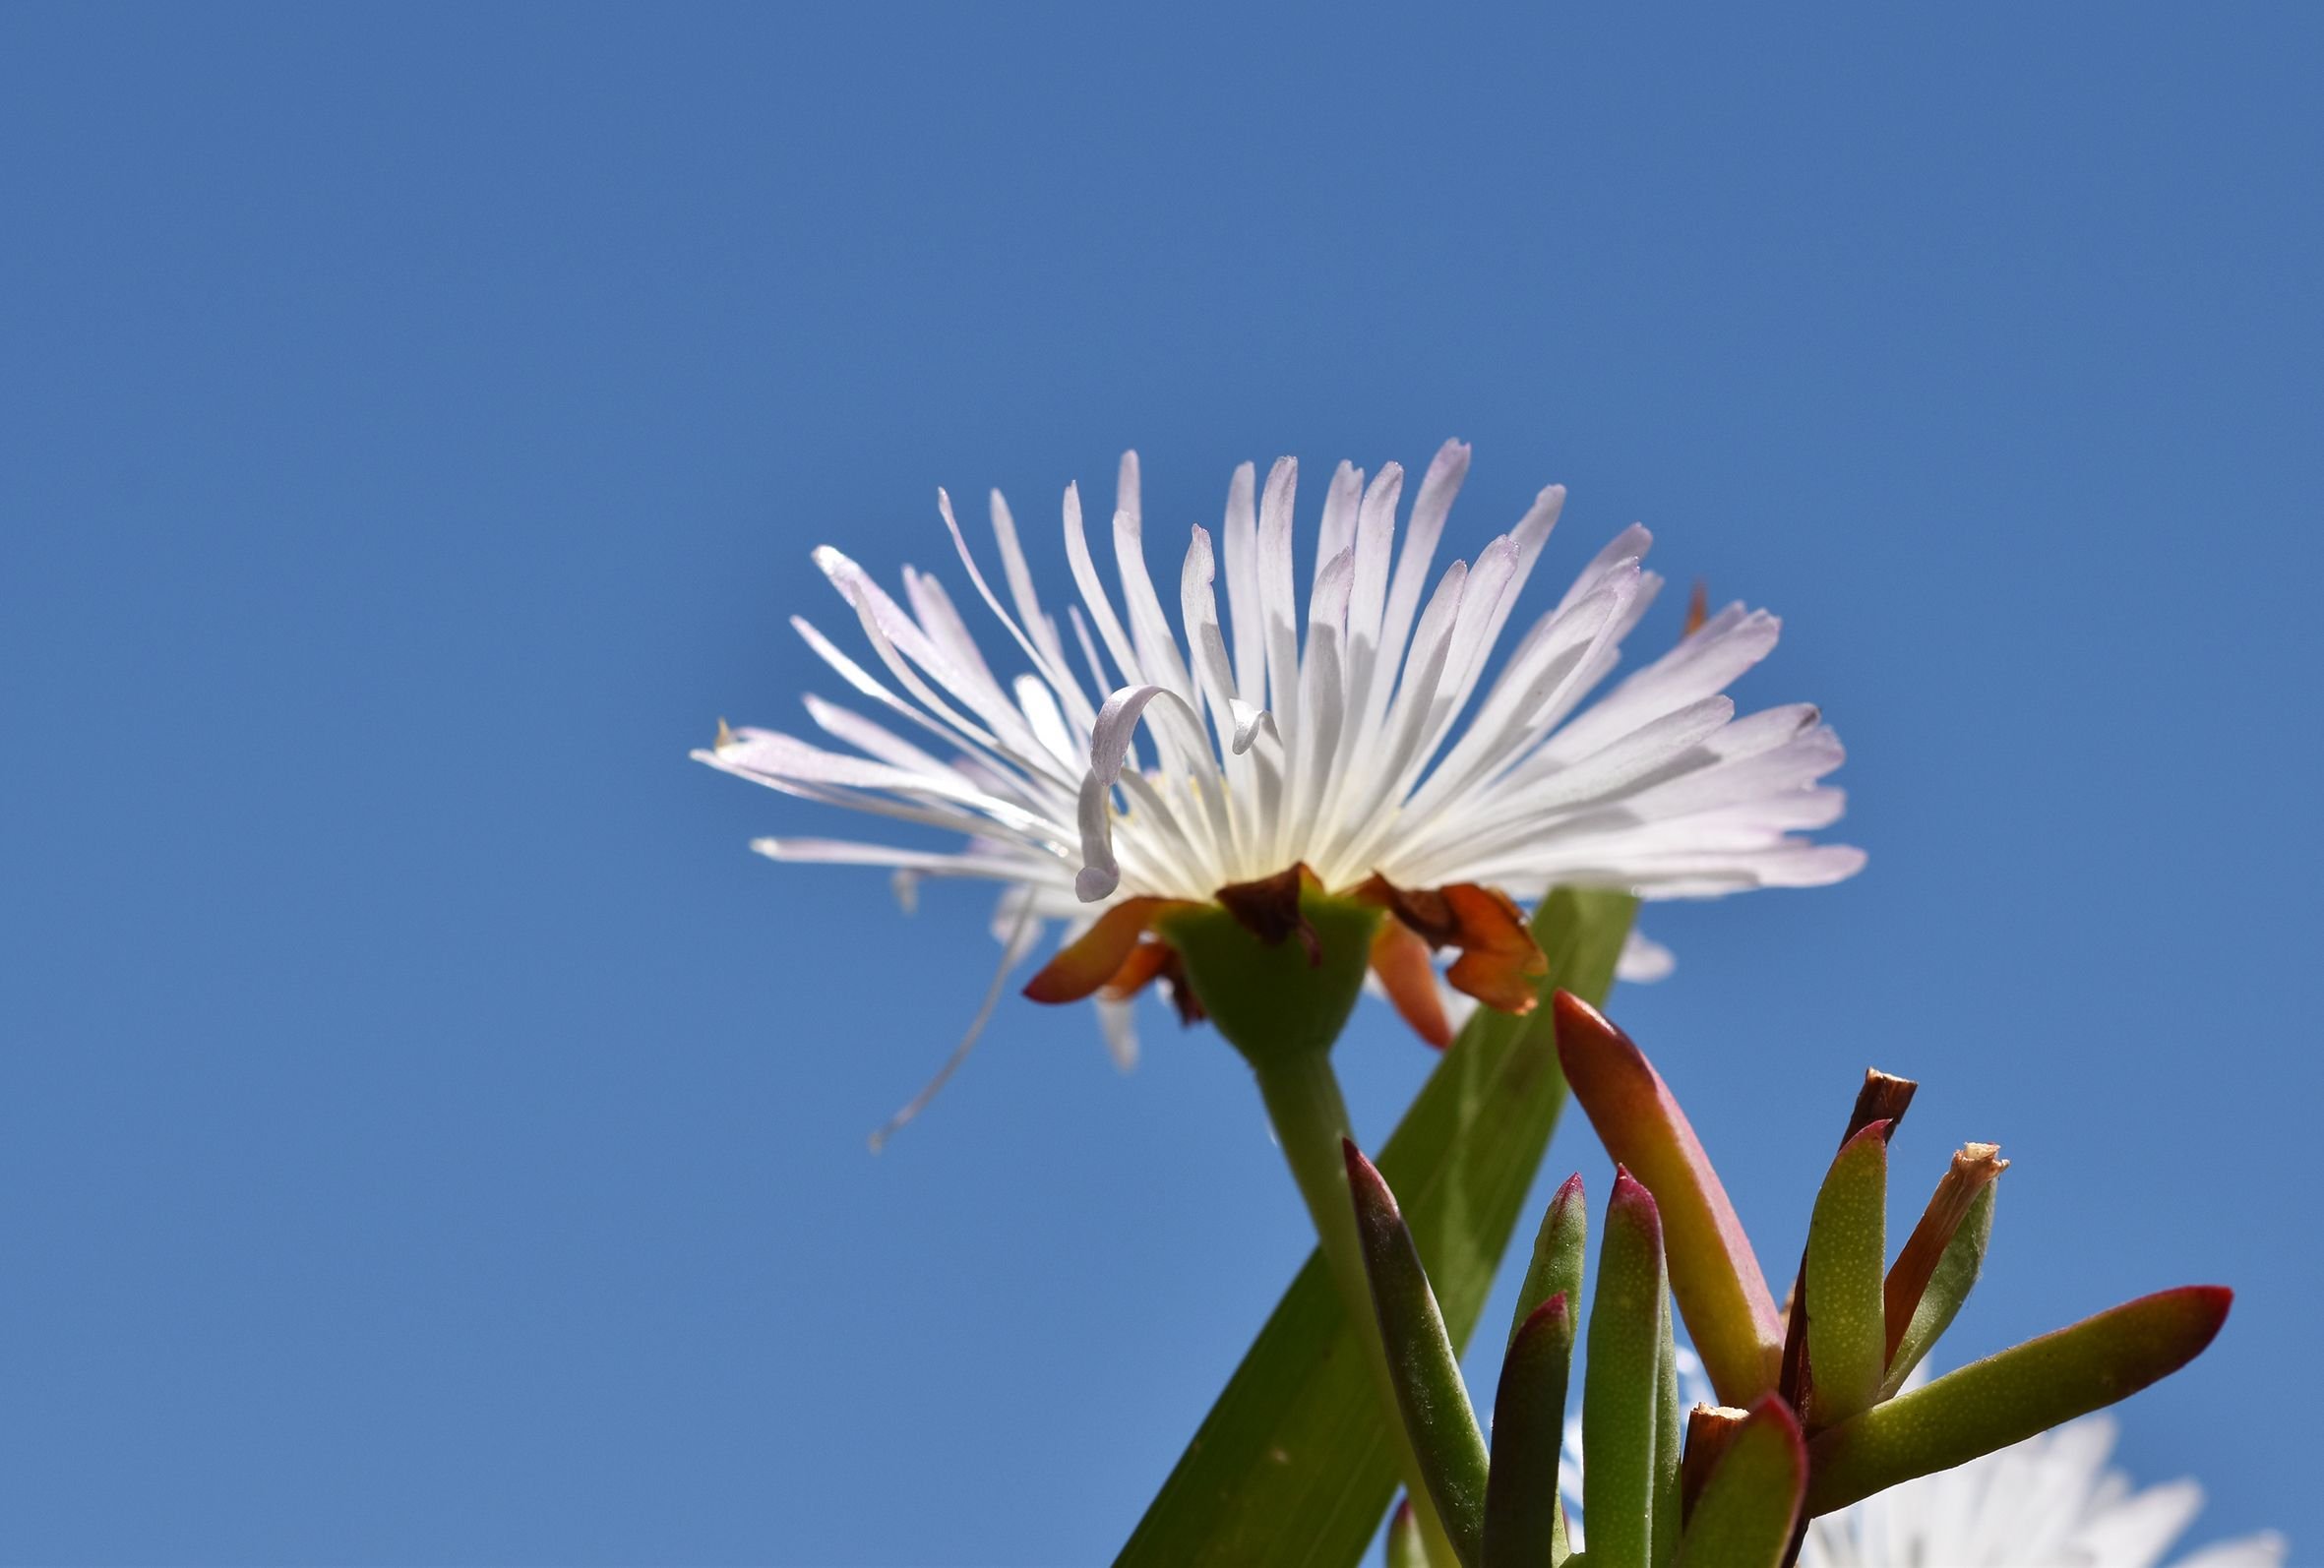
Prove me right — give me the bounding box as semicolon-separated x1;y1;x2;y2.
1097;997;1140;1071
1616;929;1677;983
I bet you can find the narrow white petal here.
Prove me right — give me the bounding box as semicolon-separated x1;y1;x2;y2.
1220;461;1265;705
1062;482;1144;689
939;487;1099;733
1097;996;1140;1071
1617;929;1677;983
1014;675;1078;769
1313;460;1363;594
750;837;1056;884
1373;440;1470;728
1255;456;1302;724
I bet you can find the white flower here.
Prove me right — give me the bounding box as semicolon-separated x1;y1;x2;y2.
1799;1414;2286;1568
697;442;1861;1084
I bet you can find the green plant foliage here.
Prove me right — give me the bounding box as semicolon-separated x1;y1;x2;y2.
1805;1286;2232;1514
1582;1174;1670;1568
1803;1123;1890;1428
1553;998;1785;1406
1113;890;1637;1568
1481;1295;1575;1568
1347;1143;1491;1566
1879;1182;1994;1399
1673;1399;1806;1568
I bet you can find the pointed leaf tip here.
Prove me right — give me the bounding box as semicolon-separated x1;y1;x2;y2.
1556;996;1782;1405
1583;1160;1672;1568
1882;1143;2007;1388
1804;1117;1891;1431
1345;1138;1490;1563
1510;1173;1589;1353
1807;1285;2233;1515
1483;1292;1576;1568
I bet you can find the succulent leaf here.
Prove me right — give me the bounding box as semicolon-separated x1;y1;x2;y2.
1672;1396;1807;1568
1652;1291;1682;1568
1881;1180;1997;1398
1555;995;1784;1405
1345;1141;1491;1566
1386;1498;1426;1568
1804;1121;1891;1429
1805;1285;2232;1514
1511;1174;1588;1353
1482;1295;1576;1568
1583;1171;1672;1568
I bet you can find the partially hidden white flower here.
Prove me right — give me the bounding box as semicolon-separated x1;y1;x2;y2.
1799;1414;2286;1568
696;443;1861;1111
1552;1362;2280;1567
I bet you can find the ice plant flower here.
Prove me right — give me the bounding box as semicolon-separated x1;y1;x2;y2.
696;442;1862;1065
1798;1412;2285;1568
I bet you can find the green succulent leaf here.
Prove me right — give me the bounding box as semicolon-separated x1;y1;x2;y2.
1346;1143;1491;1567
1482;1294;1575;1568
1804;1121;1891;1429
1511;1174;1588;1353
1115;889;1637;1568
1806;1286;2233;1514
1554;995;1785;1407
1673;1397;1806;1568
1384;1500;1426;1568
1583;1172;1670;1568
1652;1292;1682;1568
1881;1182;1995;1399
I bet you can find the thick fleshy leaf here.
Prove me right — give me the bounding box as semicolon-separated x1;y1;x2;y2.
1346;1142;1490;1567
1678;1406;1745;1518
1803;1121;1891;1430
1673;1397;1806;1568
1385;1500;1425;1568
1116;890;1637;1568
1509;1174;1587;1352
1482;1294;1574;1568
1805;1286;2233;1514
1880;1180;1996;1399
1553;995;1784;1405
1582;1171;1669;1568
1882;1144;2006;1375
1778;1073;1915;1413
1653;1293;1682;1568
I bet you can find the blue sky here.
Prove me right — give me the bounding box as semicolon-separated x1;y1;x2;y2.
3;4;2317;1563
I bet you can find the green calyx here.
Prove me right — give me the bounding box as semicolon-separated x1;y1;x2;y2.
1155;889;1383;1069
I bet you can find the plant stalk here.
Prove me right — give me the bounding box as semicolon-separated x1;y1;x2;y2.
1250;1045;1465;1568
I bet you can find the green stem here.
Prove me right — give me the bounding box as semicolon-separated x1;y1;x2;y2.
1249;1046;1466;1568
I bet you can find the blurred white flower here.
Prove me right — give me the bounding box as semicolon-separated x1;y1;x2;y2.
1554;1362;2276;1568
1800;1413;2285;1568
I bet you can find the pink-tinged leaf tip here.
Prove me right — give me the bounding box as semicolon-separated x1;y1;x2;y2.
1558;995;1784;1405
1849;1117;1895;1150
1609;1164;1664;1235
1520;1292;1572;1337
1342;1136;1389;1206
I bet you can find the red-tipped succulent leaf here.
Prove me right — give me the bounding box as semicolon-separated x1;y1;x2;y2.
1555;992;1785;1405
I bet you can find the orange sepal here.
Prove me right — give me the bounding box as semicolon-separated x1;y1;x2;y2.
1438;883;1548;1013
1370;916;1453;1049
1098;938;1172;1000
1022;897;1192;1003
1351;873;1547;1017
